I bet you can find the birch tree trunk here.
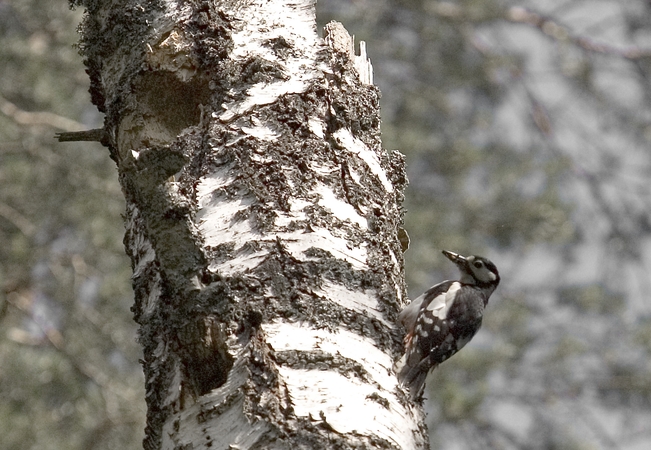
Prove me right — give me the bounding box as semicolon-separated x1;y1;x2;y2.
71;0;427;448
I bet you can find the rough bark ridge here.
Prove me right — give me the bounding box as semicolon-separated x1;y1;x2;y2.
72;0;427;448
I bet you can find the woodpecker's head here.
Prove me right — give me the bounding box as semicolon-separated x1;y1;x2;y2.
442;250;500;289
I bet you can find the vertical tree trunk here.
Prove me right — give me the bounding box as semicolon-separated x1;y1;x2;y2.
72;0;427;448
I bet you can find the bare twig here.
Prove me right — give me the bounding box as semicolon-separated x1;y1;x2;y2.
506;6;651;60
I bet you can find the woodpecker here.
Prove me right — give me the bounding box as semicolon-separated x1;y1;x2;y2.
396;250;500;400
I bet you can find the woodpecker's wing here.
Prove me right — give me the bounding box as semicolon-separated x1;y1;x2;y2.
417;285;485;361
396;280;457;397
420;280;461;320
398;280;456;333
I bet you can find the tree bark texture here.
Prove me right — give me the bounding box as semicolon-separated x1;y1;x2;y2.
74;0;427;448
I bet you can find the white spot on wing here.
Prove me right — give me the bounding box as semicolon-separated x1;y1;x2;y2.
425;283;461;320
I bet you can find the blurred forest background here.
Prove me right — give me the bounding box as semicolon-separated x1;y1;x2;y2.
2;0;651;449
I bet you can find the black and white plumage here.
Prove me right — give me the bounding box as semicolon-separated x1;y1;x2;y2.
396;250;500;400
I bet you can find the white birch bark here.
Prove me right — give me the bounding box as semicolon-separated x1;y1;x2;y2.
73;0;427;448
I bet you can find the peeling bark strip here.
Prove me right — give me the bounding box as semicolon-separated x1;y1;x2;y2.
73;0;427;448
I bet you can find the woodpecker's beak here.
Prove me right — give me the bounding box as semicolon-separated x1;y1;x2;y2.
442;250;468;268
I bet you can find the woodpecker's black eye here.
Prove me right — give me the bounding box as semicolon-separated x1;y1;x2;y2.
474;261;483;268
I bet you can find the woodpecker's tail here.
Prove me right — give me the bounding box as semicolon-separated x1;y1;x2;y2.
396;356;435;401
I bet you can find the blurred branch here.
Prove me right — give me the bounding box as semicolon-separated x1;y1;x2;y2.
0;95;86;131
564;392;622;450
505;6;651;60
598;375;651;393
428;2;651;60
7;291;114;389
477;422;528;450
0;201;36;236
515;74;647;260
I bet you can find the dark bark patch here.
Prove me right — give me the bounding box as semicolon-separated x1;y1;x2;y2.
241;56;288;84
134;71;212;137
275;350;371;382
366;392;391;410
180;316;234;397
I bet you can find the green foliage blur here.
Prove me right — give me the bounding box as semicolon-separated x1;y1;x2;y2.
0;1;144;449
318;1;651;449
2;0;651;449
